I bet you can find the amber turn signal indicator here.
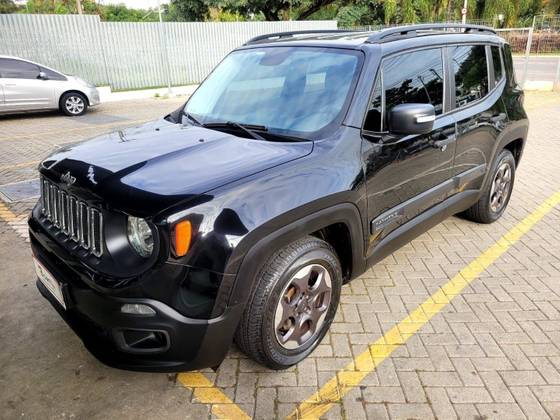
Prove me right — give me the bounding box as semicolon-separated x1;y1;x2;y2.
174;220;192;257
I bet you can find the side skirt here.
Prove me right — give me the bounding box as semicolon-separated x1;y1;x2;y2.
366;190;479;268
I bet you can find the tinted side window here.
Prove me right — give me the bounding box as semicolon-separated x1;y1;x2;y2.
452;45;488;107
384;48;445;117
364;76;382;132
491;46;503;85
502;44;517;87
0;58;40;79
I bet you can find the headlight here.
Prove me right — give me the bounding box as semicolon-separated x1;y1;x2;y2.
127;216;154;257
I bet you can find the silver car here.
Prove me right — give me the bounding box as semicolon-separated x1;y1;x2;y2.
0;56;100;116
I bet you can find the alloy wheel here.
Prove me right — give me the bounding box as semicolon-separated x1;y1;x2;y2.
65;96;85;115
274;263;332;350
489;161;512;213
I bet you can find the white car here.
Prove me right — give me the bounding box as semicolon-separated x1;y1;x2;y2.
0;56;100;116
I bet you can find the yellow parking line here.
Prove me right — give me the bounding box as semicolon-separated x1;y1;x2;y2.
0;201;18;222
177;372;251;419
289;191;560;420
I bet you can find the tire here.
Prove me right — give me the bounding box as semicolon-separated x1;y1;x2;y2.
235;236;342;369
60;92;88;116
463;149;516;224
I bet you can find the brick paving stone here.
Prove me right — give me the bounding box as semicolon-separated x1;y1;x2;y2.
362;387;406;403
509;386;551;420
446;387;493;404
480;371;515;403
254;387;276;420
500;370;547;386
364;403;390;420
475;403;526;419
396;371;426;403
425;387;456;419
386;403;435;420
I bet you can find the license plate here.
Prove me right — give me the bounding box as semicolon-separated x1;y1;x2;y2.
34;257;66;309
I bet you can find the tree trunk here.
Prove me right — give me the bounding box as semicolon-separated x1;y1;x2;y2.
298;0;336;20
263;8;280;20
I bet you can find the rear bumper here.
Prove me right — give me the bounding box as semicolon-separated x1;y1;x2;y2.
30;221;242;372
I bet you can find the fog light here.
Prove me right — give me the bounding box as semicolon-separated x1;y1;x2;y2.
121;303;156;316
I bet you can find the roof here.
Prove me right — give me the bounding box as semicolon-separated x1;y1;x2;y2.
242;24;504;50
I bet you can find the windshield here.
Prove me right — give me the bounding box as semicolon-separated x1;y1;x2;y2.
184;46;362;138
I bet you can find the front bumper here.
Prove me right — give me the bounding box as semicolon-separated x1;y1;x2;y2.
30;220;242;372
86;87;101;107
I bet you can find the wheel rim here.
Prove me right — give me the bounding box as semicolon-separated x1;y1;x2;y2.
274;263;332;350
65;96;85;114
489;161;512;213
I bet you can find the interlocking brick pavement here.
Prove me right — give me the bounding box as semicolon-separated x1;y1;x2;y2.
1;93;560;419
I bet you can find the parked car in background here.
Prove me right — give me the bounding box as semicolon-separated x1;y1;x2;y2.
0;56;99;116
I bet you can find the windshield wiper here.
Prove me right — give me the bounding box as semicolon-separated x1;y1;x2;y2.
203;121;267;141
260;132;308;142
182;110;202;126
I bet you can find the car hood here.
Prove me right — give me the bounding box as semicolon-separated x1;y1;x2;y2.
40;119;313;217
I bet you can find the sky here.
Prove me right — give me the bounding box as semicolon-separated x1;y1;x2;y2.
97;0;170;9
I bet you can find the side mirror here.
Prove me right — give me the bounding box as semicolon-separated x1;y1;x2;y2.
37;71;48;80
387;103;435;135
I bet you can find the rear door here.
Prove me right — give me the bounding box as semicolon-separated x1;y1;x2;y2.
449;44;508;189
0;58;55;112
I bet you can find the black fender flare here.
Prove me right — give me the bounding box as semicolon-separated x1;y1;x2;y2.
220;202;366;314
480;120;528;193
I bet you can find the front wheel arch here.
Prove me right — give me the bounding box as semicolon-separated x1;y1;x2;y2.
217;203;366;318
59;90;90;108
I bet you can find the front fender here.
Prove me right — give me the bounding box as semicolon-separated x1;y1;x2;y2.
217;202;366;317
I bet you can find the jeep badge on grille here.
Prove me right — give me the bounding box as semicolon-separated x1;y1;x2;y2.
60;171;76;186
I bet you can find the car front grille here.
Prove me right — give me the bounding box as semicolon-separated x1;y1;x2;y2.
40;176;104;257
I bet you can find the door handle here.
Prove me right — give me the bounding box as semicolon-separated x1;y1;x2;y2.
431;135;456;151
5;84;16;87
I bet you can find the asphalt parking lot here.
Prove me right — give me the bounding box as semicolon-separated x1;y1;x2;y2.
1;93;560;419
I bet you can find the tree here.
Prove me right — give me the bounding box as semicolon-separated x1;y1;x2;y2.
169;0;344;21
0;0;19;13
168;0;211;21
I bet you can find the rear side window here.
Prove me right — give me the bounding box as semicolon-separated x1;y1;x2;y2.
502;44;517;87
451;45;488;107
0;58;40;79
491;46;503;85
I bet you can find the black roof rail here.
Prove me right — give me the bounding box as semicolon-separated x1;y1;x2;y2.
245;29;358;45
365;23;496;43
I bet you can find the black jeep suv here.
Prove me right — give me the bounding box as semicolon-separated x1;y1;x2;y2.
29;24;528;372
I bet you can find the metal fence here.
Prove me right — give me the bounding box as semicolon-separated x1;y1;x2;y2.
496;16;560;91
0;14;337;90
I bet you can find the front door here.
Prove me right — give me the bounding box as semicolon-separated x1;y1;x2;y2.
0;58;54;112
361;47;456;254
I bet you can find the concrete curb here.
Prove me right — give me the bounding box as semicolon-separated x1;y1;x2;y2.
98;85;198;103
